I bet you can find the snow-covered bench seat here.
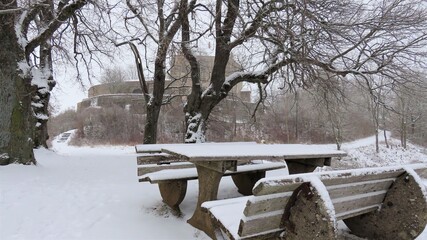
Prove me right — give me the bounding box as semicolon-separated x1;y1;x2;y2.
137;153;287;211
202;164;427;240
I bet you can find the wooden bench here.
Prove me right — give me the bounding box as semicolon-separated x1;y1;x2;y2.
137;153;288;211
202;164;427;240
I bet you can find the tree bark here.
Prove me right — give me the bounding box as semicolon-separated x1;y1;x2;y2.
143;46;168;144
0;6;36;165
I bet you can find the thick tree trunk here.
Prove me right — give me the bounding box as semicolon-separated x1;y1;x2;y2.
144;105;160;144
184;89;228;143
33;90;52;148
143;57;166;144
0;8;36;165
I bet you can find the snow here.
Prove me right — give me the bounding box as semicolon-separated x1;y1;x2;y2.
15;11;28;48
332;131;427;169
201;196;250;238
184;113;206;143
34;113;49;120
1;131;427;240
31;67;51;92
135;141;256;153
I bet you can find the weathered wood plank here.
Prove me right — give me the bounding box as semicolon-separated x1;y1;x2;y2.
137;154;182;165
243;193;292;217
138;162;195;177
321;170;404;187
333;190;387;217
414;167;427;179
238;212;284;237
253;180;303;196
336;205;380;221
327;178;394;199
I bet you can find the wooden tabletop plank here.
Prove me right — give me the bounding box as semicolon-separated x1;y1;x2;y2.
160;143;347;162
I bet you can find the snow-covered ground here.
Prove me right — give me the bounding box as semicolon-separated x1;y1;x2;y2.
1;131;427;240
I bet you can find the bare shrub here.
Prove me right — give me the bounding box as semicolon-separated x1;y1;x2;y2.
72;106;144;145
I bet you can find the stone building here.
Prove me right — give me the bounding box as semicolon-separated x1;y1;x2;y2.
77;55;254;126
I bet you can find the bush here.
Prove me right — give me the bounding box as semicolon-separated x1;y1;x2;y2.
72;106;144;145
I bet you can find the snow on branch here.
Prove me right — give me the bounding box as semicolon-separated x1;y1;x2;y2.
24;0;88;55
222;58;295;92
185;113;206;143
0;8;23;15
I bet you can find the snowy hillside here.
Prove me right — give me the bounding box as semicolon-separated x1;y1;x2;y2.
1;131;427;240
330;132;427;170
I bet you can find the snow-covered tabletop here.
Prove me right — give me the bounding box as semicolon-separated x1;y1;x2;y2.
135;141;257;153
160;143;347;161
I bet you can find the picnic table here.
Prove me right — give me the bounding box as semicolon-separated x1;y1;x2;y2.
152;142;347;236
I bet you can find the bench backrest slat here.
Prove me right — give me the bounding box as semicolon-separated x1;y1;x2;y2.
333;190;387;220
321;170;404;186
238;213;283;238
243;192;292;217
414;167;427;178
327;178;394;199
252;180;304;196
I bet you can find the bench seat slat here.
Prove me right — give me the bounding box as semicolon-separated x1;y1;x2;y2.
140;162;287;183
203;197;248;240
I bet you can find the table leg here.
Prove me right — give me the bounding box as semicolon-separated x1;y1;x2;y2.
285;158;331;174
158;180;187;212
286;161;318;174
231;171;266;195
187;163;223;238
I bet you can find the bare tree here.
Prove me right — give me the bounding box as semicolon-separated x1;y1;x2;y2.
116;0;192;144
0;0;89;165
100;67;127;84
312;73;346;150
178;0;427;143
392;73;427;148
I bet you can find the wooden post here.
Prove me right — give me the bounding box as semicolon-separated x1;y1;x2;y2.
187;162;225;239
158;180;187;212
231;171;265;195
